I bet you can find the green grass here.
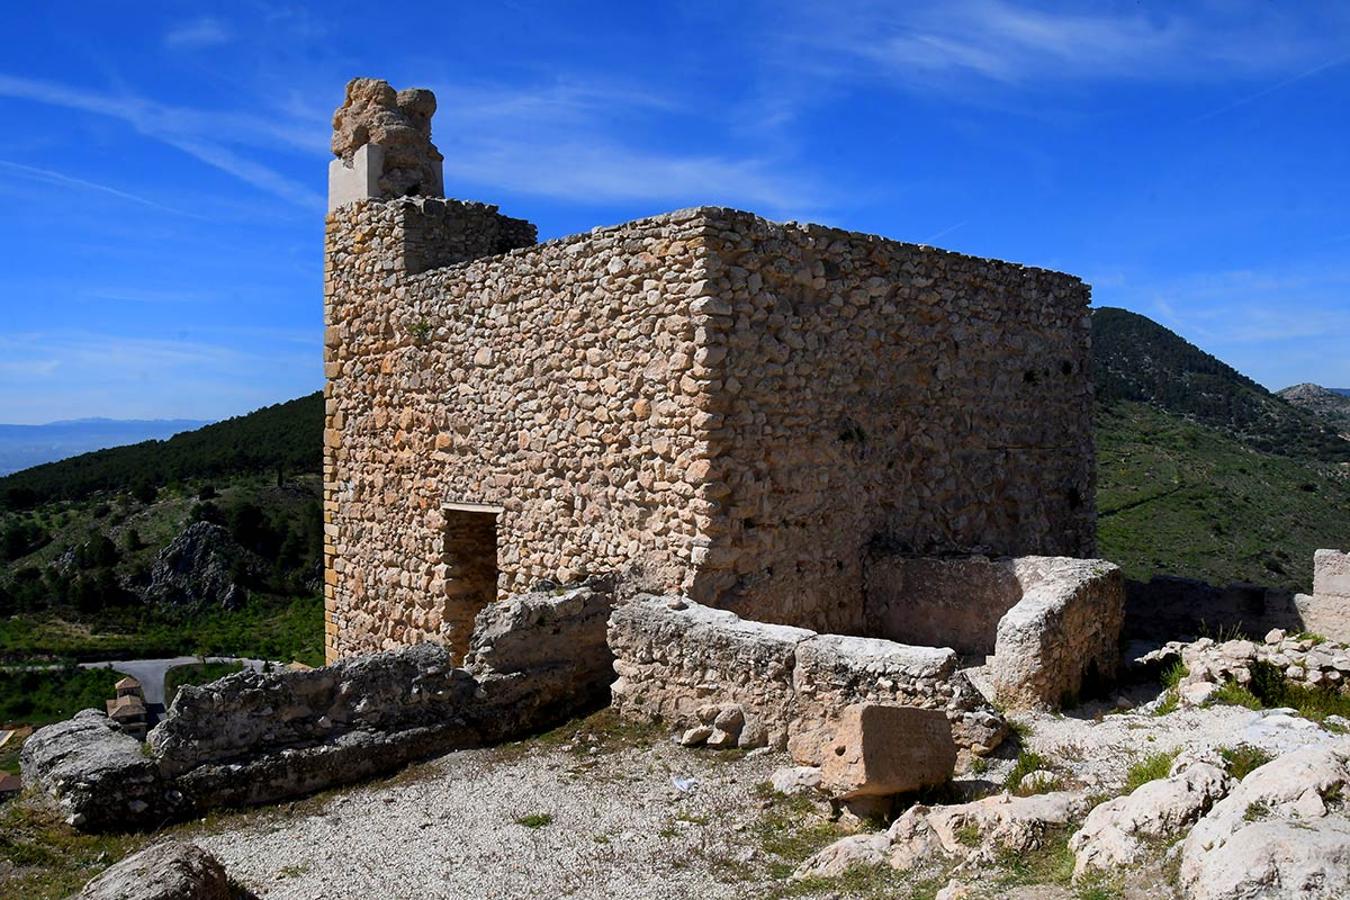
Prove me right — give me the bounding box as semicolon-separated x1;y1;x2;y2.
0;799;149;899
1124;750;1179;793
1218;745;1274;781
1004;750;1060;795
162;660;245;707
0;665;120;726
1096;401;1350;593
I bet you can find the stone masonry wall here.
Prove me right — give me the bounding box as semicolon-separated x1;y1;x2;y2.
608;595;1007;758
324;201;716;660
325;201;1095;659
685;210;1095;631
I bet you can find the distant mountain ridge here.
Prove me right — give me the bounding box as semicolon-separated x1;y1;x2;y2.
1091;307;1350;462
0;418;210;477
1277;383;1350;435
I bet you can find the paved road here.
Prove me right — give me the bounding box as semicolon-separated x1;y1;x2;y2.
80;656;268;705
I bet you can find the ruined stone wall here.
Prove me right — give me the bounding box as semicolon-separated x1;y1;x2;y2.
324;201;718;661
688;210;1095;631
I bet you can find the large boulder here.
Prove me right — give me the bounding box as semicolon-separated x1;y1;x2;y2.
20;709;181;830
818;704;956;799
145;522;258;609
79;841;231;900
1180;743;1350;899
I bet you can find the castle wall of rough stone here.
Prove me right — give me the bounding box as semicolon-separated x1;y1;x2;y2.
324;196;1095;661
686;211;1095;630
324;201;718;659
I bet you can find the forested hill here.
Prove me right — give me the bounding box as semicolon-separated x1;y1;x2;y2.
0;393;323;509
1091;307;1350;462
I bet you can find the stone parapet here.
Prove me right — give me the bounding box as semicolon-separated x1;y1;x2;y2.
607;594;1006;758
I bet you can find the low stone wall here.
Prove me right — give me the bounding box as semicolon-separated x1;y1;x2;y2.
865;555;1125;708
1143;631;1350;707
23;586;613;831
1124;551;1350;645
608;595;1007;760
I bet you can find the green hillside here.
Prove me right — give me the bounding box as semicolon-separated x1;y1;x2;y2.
1091;307;1350;462
0;392;323;510
1095;401;1349;593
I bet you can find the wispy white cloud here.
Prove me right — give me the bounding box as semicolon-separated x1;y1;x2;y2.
431;80;822;214
0;73;324;208
1098;263;1350;390
164;17;233;50
0;159;185;214
774;0;1346;91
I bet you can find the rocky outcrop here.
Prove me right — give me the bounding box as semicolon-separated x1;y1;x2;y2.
78;841;231;900
1069;758;1232;877
1180;743;1350;899
145;522;258;609
331;77;443;199
1149;632;1350;706
796;790;1090;879
19;709;185;830
608;595;1006;758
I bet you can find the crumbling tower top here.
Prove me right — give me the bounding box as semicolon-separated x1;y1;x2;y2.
328;77;444;211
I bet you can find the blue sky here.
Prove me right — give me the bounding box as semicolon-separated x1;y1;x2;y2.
0;1;1347;423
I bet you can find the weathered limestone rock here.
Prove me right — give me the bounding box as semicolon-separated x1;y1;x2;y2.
796;790;1090;879
464;582;614;706
78;841;230;900
20;709;181;830
863;555;1124;709
27;597;624;832
331;77;443;201
145;522;258;609
770;765;822;796
989;558;1124;708
1306;549;1350;643
818;704;956;799
1169;633;1350;705
1180;743;1350;899
1069;762;1232;877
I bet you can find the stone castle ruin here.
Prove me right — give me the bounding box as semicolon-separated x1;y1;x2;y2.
21;77;1135;831
322;78;1118;714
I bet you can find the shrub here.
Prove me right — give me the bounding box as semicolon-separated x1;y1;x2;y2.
1218;745;1273;781
1124;750;1178;793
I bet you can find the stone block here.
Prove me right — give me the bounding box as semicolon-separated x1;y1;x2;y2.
818;704;956;799
1314;549;1350;599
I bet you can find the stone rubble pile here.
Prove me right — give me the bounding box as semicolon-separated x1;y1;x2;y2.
1139;630;1350;707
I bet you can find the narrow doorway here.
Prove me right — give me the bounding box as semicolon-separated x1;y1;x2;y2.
442;503;500;660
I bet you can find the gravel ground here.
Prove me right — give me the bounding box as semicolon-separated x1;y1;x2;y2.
195;732;802;900
187;683;1349;900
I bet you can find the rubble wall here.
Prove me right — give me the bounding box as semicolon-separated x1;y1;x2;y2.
324;201;716;660
689;210;1095;631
